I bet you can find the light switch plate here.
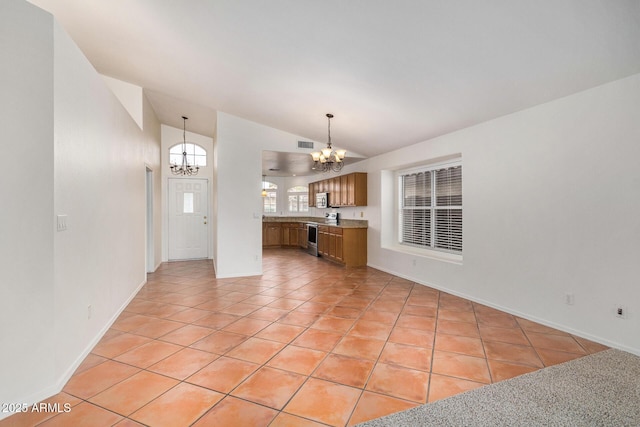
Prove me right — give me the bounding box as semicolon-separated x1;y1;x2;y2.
57;215;68;231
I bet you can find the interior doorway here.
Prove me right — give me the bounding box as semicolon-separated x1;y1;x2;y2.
146;167;154;273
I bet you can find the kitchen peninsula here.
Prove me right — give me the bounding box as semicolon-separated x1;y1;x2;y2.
262;216;367;267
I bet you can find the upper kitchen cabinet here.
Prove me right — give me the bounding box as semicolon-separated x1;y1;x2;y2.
309;172;367;207
308;181;319;207
345;172;367;206
308;172;367;207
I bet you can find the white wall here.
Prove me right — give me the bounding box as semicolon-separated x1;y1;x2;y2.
215;113;326;277
53;18;162;400
0;0;56;409
102;75;144;130
365;73;640;354
160;124;214;262
0;0;163;416
214;114;267;278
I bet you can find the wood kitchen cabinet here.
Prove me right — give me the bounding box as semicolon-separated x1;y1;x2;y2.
308;172;367;207
317;226;366;267
281;223;300;247
334;230;344;263
262;222;282;247
340;174;348;205
331;176;341;207
345;172;367;206
263;222;307;249
327;227;343;263
318;225;329;255
308;182;319;207
263;221;365;267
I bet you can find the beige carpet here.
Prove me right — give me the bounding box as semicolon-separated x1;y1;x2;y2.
357;349;640;426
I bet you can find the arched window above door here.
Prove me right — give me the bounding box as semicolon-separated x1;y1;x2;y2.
169;143;207;167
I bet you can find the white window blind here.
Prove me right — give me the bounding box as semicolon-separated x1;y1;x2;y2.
434;166;462;252
400;164;462;253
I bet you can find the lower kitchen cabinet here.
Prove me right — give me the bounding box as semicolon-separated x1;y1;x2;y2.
318;226;329;256
318;226;366;267
263;221;366;267
282;223;300;247
263;222;306;248
334;231;344;263
263;223;282;247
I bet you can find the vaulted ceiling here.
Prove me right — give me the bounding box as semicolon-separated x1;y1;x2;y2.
27;0;640;163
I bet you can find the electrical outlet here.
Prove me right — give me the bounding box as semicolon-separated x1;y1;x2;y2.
88;305;92;319
615;305;627;319
412;259;417;267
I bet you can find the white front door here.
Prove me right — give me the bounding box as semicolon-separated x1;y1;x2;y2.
168;178;209;260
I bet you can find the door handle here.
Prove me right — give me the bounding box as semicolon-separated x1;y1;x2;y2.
204;221;207;225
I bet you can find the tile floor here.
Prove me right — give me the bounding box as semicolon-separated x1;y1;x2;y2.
2;249;608;427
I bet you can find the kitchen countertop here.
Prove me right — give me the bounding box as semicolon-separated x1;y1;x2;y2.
262;216;368;229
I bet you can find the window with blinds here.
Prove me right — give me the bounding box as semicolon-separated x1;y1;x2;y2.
400;163;462;253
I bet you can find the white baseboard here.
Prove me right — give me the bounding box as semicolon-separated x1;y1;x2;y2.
0;278;148;421
366;262;640;357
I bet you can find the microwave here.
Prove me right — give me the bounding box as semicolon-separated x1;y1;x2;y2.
316;192;329;208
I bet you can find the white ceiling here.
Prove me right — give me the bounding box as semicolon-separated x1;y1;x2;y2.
27;0;640;164
262;150;365;178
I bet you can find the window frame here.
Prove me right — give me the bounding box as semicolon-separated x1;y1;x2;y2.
397;159;462;257
169;142;207;167
287;186;309;213
262;181;278;213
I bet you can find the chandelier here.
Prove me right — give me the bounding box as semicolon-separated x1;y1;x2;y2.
311;113;346;173
170;116;199;176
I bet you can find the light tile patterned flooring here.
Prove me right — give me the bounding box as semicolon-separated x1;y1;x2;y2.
3;249;607;427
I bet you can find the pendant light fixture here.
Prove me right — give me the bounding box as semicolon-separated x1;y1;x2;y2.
311;113;346;173
170;116;199;176
261;175;267;197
